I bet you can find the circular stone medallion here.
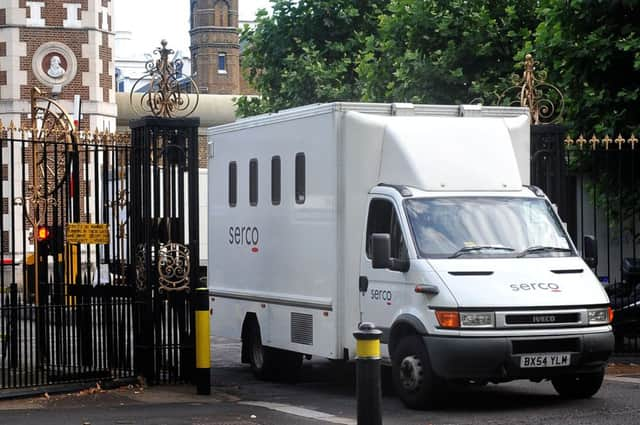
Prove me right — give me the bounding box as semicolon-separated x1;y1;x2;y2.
32;42;78;87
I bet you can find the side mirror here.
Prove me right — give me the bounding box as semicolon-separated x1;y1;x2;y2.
371;233;392;269
583;235;598;269
371;233;410;272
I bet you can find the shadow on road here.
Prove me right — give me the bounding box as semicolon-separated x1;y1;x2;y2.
212;355;587;414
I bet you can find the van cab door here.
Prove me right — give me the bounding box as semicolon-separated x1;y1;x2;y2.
359;196;410;342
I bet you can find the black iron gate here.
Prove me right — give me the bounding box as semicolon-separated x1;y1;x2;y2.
0;86;204;393
130;117;200;385
531;126;640;355
0;81;203;392
0;90;136;390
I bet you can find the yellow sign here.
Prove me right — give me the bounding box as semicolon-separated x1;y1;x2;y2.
66;223;110;244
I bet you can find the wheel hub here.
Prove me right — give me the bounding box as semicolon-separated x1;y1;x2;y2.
399;355;424;391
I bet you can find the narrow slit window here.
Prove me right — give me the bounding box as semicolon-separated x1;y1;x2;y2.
271;156;281;205
218;53;227;74
295;152;305;204
249;158;258;206
228;161;237;207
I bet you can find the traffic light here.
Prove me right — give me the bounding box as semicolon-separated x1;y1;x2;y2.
37;226;50;242
36;225;52;257
35;225;62;254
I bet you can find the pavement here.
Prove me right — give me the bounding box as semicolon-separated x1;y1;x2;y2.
0;383;335;424
605;361;640;376
603;360;640;383
0;360;637;425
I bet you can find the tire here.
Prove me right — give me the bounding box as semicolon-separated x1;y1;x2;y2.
246;322;278;380
245;322;303;381
551;369;605;399
392;336;443;409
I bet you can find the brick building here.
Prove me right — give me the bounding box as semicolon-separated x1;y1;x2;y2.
190;0;254;96
0;0;116;130
0;0;247;258
0;1;116;257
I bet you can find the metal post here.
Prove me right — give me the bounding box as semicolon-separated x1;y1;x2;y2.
194;286;211;394
353;322;382;425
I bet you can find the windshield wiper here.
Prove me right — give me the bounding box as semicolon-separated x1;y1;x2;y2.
517;246;573;258
449;245;515;258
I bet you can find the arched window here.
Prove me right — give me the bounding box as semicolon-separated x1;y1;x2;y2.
213;0;229;26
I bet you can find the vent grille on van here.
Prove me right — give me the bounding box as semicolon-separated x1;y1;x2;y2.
291;312;313;345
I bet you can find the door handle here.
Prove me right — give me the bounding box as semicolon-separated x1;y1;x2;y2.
359;276;369;293
414;284;439;295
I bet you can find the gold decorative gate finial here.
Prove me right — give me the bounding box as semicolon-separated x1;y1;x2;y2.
499;54;564;125
130;40;199;118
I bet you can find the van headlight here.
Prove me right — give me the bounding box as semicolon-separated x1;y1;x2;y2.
435;310;496;328
460;312;495;328
588;307;613;325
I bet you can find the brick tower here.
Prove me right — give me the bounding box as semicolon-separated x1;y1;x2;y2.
0;0;116;130
190;0;240;94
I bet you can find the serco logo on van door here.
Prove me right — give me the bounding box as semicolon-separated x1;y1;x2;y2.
370;289;393;305
510;283;562;292
228;226;259;253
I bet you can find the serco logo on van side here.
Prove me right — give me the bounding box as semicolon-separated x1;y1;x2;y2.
228;226;260;253
510;283;562;292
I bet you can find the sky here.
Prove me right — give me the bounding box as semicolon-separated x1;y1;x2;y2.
113;0;272;57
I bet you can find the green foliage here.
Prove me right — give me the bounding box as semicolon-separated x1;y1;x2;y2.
530;0;640;134
236;0;639;137
357;0;537;104
529;1;640;222
235;0;386;117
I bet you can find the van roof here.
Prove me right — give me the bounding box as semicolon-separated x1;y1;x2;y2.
207;102;530;136
376;115;527;192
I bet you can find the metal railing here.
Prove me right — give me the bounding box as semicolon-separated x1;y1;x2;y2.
0;123;137;391
565;133;640;354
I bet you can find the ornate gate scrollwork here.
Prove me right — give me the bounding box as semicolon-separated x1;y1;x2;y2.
135;244;147;290
15;87;77;230
158;243;190;292
497;54;564;125
129;40;199;118
135;242;190;292
30;87;77;197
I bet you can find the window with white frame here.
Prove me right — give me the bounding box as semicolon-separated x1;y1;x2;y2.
218;53;227;74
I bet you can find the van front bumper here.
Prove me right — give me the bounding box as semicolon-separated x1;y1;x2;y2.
423;330;614;381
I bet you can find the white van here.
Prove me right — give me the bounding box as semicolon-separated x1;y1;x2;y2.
207;103;613;408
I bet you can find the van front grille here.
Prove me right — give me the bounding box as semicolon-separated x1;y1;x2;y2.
291;312;313;345
506;312;581;325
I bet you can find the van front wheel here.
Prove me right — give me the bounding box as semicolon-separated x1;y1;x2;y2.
551;370;605;398
392;336;442;409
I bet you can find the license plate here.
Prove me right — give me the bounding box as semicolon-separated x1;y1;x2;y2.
520;353;571;368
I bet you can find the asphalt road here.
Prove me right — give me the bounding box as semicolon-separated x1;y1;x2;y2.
211;337;640;425
0;337;638;424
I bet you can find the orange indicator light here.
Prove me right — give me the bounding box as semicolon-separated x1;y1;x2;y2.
435;310;460;329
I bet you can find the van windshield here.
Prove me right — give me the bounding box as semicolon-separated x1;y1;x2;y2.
404;197;574;259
